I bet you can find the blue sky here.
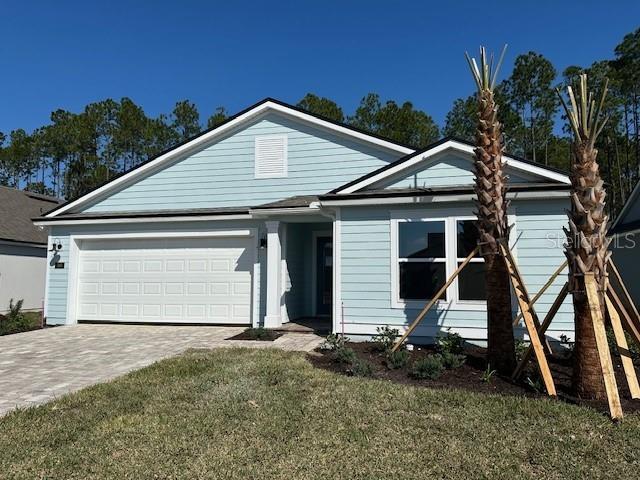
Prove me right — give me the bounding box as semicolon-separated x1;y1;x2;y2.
1;1;638;135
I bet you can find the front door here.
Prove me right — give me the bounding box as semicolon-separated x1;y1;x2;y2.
316;236;333;316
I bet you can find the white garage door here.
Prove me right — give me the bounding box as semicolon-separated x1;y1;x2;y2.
76;237;253;324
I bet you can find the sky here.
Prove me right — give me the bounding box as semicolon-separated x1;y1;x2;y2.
0;1;639;135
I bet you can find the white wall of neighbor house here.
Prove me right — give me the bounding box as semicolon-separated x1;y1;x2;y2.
336;197;574;343
0;244;47;313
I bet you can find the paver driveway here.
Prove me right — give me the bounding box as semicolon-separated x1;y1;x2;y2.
0;324;322;416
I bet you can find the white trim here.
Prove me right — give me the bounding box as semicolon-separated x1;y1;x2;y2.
249;207;320;216
319;189;569;207
46;100;413;218
280;223;288;323
263;221;283;328
389;207;509;312
390;215;450;310
449;216;486;312
69;230;252;240
34;214;252;226
64;228;258;325
43;239;51;320
332;208;342;334
334;140;570;194
66;236;80;325
610;180;640;233
311;230;332;317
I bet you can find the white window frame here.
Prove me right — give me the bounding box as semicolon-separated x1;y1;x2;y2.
391;215;450;310
450;216;486;310
254;134;288;179
391;210;516;311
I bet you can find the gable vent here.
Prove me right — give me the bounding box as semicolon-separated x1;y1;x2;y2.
255;135;288;178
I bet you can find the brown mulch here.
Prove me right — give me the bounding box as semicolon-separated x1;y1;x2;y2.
308;341;640;415
227;330;283;341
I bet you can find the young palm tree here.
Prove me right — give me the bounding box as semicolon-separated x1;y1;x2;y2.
556;74;610;399
466;46;516;374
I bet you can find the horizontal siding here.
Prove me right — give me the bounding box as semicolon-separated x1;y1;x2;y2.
378;153;534;190
338;198;575;341
84;113;398;213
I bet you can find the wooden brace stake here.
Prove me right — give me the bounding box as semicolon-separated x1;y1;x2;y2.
584;273;623;420
391;246;480;352
513;260;568;326
512;282;569;380
500;243;556;396
608;287;640;347
605;295;640;399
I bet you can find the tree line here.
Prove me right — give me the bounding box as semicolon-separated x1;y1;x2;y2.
1;28;638;216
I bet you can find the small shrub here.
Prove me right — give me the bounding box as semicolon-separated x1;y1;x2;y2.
349;359;374;377
514;339;528;362
410;355;444;380
320;333;347;351
0;299;39;336
371;326;399;352
441;351;466;369
481;365;497;384
386;350;409;370
436;329;464;355
333;346;357;365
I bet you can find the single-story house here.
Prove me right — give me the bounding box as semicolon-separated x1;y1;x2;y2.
610;180;640;307
34;98;574;342
1;186;60;313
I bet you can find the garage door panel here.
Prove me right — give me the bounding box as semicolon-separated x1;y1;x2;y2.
77;237;253;324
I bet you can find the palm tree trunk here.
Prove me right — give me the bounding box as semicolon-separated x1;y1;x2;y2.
474;88;516;375
566;142;609;400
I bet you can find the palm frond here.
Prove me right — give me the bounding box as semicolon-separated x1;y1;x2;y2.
465;44;508;93
556;73;609;146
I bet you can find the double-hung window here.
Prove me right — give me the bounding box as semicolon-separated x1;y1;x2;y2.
393;214;491;309
397;220;447;301
455;219;487;302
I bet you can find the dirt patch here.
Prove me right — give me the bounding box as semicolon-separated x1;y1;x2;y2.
227;329;283;342
308;341;640;415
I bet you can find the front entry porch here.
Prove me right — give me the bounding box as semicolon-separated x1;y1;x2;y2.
261;218;333;333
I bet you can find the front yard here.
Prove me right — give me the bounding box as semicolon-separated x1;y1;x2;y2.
1;348;639;479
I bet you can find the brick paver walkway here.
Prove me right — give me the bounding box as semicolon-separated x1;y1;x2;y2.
0;324;323;416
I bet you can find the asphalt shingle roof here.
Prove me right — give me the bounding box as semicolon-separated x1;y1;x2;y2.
0;187;60;244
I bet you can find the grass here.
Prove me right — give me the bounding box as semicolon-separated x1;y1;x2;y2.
0;348;639;479
0;311;42;336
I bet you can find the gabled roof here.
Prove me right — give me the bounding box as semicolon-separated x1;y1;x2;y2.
331;137;571;194
610;180;640;235
44;98;415;218
0;186;60;245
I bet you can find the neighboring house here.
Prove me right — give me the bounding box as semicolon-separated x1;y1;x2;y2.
610;180;640;306
34;98;574;342
1;186;60;313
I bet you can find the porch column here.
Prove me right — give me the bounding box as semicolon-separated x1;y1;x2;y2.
264;221;283;328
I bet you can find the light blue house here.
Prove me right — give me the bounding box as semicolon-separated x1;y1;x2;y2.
34;99;574;342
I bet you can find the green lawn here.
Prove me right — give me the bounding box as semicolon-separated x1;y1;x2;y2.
1;348;639;479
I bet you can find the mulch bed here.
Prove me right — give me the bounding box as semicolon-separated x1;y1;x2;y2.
227;330;283;341
308;341;640;415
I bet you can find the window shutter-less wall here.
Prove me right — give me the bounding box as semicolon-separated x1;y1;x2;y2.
255;135;288;178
